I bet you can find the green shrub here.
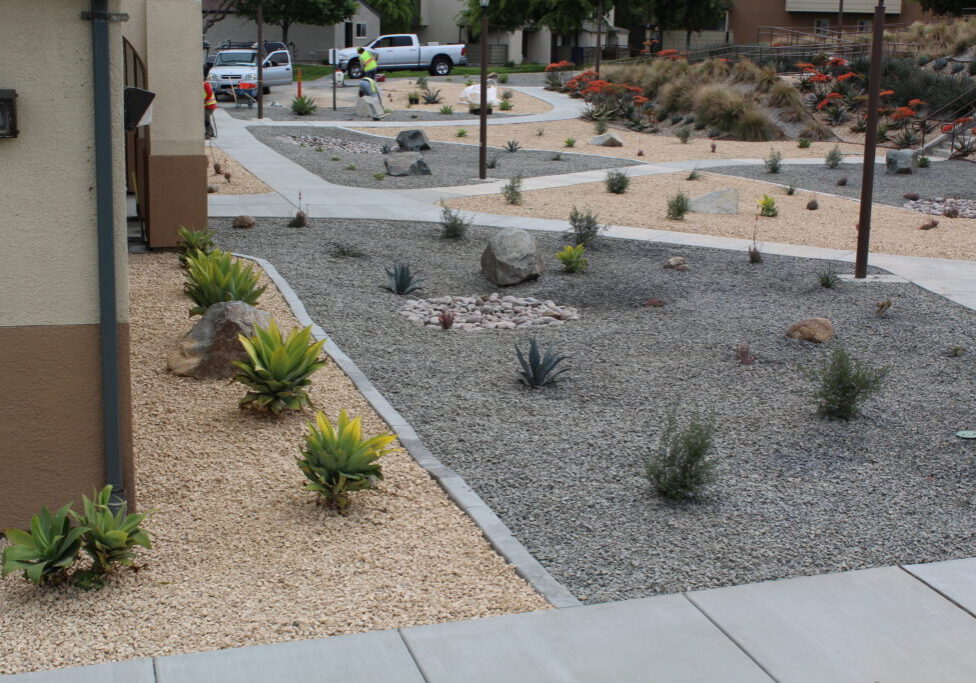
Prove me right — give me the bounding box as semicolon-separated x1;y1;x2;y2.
297;410;396;515
566;206;606;247
594;118;609;135
825;145;844;169
422;88;442;104
505;139;521;152
176;227;215;268
767;80;803;109
757;194;778;217
686;169;701;180
456;128;468;137
666;192;690;219
786;180;797;195
499;100;513;111
407;91;421;105
918;155;931;168
555;244;588;273
233;321;328;415
486;155;499;169
805;346;888;421
72;485;151;582
288;210;308;228
675;126;692;143
291;95;319;115
372;172;386;181
564;137;576;147
385;263;422;294
184;249;266;316
692;85;746;131
797;137;812;148
818;267;840;288
516;337;570;388
440;206;471;239
605;169;630;194
503;174;524;205
1;504;84;586
644;411;717;501
764;148;783;173
415;75;428;90
438;104;454;115
734;107;775;141
498;72;510;83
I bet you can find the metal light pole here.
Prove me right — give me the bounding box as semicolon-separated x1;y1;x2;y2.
257;1;264;119
838;0;845;39
478;0;489;180
854;0;885;279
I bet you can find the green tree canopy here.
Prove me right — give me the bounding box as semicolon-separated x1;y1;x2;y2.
235;0;359;44
458;0;614;38
913;0;971;15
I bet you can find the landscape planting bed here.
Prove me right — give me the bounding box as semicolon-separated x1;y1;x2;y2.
213;217;976;604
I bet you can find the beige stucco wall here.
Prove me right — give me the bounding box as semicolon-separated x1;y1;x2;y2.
0;0;128;328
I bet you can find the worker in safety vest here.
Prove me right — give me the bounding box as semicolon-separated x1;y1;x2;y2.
356;46;378;79
204;81;218;138
357;76;386;120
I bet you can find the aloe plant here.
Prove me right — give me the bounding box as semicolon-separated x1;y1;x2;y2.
297;410;397;514
233;321;328;414
71;485;151;576
516;337;570;388
2;504;86;586
384;264;422;295
184;249;266;316
176;227;215;268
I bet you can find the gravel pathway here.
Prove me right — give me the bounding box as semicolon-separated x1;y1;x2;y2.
705;159;976;209
226;106;536;123
246;126;636;189
213;217;976;605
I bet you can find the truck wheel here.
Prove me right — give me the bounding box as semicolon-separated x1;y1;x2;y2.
347;60;364;79
429;57;451;76
262;86;271;95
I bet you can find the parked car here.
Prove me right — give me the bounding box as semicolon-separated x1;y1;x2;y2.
334;34;467;78
207;48;292;97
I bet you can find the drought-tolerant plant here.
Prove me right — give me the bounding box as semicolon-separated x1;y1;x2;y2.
748;237;763;264
379;143;393;154
785;180;797;195
805;346;888;421
331;155;341;161
605;169;630;194
456;128;468;137
440;206;471;239
798;137;812;148
516;337;570;388
372;172;386;181
505;139;521;152
564;137;576;147
71;485;151;581
291;95;319;115
438;104;454;115
893;128;920;148
686;169;701;181
932;57;949;72
735;343;755;365
850;115;868;133
498;72;510;83
184;249;265;316
499;100;514;111
536;127;545;136
344;163;357;171
764;148;783;173
667;192;690;220
875;299;892;316
297;410;396;515
288;210;308;228
566;207;606;247
818;267;840;288
407;91;421;105
675;126;691;144
1;504;85;586
465;78;474;86
806;198;819;210
550;152;563;161
422;88;442;104
486;155;499;169
438;309;455;329
330;242;365;259
876;123;891;143
825;145;843;169
594;118;609;135
315;146;324;153
176;227;215;268
502;174;524;205
949;345;967;357
384;264;422;295
415;75;428;90
918;155;931;168
233;321;328;415
919;218;939;230
757;194;778;217
644;411;717;501
555;244;588;273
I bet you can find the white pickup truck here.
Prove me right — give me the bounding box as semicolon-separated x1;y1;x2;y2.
335;34;467;79
207;48;293;97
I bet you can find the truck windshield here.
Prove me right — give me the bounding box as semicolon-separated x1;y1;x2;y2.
215;52;256;66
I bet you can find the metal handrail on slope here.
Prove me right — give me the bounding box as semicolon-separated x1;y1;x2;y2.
917;85;976;151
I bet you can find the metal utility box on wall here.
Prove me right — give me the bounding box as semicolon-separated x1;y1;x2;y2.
0;89;18;138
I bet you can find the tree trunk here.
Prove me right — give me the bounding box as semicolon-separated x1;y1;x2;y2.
282;21;290;46
685;29;691;51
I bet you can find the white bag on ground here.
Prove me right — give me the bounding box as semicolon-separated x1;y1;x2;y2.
459;83;501;108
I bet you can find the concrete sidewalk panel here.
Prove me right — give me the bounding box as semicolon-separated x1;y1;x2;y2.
1;659;154;683
906;557;976;615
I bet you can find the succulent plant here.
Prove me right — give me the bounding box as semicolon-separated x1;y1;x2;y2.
555;244;588;273
176;227;215;268
2;504;85;586
438;309;455;329
184;249;266;316
505;139;521;152
384;264;422;295
72;485;151;577
516;337;570;388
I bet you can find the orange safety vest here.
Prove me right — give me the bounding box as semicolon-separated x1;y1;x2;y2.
204;81;218;109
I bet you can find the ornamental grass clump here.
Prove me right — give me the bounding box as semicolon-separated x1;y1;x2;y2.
666;192;690;220
644;411;717;501
440;206;471;239
291;95;319;115
805;346;888;421
555;244;588;273
516;337;570;388
297;410;396;515
764;148;783;173
565;206;606;247
184;249;266;316
605;169;630;194
825;144;844;169
176;227;215;268
233;321;328;415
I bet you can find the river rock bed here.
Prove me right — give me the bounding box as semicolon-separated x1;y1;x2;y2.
401;294;580;331
285;133;382;154
904;197;976;218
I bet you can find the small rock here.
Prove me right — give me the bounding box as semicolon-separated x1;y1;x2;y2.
207;184;219;194
590;133;624;147
642;298;666;307
232;215;256;230
786;317;834;343
664;256;689;271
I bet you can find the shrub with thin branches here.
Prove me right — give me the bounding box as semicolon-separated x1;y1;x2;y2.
644;411;717;501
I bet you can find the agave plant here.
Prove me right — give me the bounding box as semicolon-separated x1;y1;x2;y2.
233;321;329;414
2;504;85;586
184;249;266;316
384;264;422;295
516;337;570;388
176;227;215;268
71;485;151;576
297;410;397;514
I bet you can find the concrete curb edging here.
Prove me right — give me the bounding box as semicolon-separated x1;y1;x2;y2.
234;252;582;609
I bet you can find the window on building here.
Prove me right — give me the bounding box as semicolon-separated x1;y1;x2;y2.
814;18;830;34
856;19;871;32
356;22;367;38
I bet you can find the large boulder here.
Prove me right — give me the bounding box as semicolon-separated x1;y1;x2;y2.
384;151;431;176
786;317;834;343
396;129;431;151
167;301;271;380
590;133;624;147
689;189;739;215
481;228;544;286
232;215;256;229
886;149;916;175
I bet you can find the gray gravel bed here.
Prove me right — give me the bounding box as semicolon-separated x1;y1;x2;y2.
705;159;976;209
213;217;976;604
225;104;532;122
246;125;636;189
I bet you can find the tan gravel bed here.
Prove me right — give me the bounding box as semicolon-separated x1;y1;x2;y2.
444;172;976;261
206;143;272;195
0;252;547;675
355;119;865;162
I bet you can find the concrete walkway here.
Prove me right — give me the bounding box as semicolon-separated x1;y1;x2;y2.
10;558;976;682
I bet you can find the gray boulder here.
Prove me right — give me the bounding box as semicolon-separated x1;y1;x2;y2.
396;129;431;151
886;149;916;175
167;301;271;380
689;189;739;215
384;151;431;176
481;228;544;286
232;215;256;229
590;133;624;147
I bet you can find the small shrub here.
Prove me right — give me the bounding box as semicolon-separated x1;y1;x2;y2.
297;410;395;515
667;192;690;220
644;411;717;501
291;95;318;115
505;139;521;152
805;346;887;421
748;238;763;264
486;155;499;169
764;148;783;173
516;337;569;388
904;192;920;201
344;163;357;171
422;88;442;104
932;57;949;72
499;100;514;111
594;118;609;135
919;218;939;230
798;137;812;148
671;113;684;125
72;485;151;581
566;207;606;247
836;176;848;187
918;155;931;168
818;267;840;288
564;137;576;147
372;172;386;181
949;345;967;357
875;299;892;316
233;321;328;414
825;145;843;169
407;91;420;105
288;210;308;228
686;169;701;181
536;127;545;136
550;152;563;161
735;343;755;365
315;146;324;152
945;202;961;218
176;227;215;268
806;198;819;210
330;242;365;258
438;310;455;329
555;244;588;273
440;206;471;239
438;104;454;115
498;72;510;83
757;194;778;217
502;174;524;205
1;504;84;586
415;75;428;90
184;249;265;316
734;108;775;141
694;121;707;131
675;127;691;144
850;115;867;133
380;143;393;154
331;155;340;161
605;169;630;194
785;180;797;195
456;128;468;137
464;78;474;86
384;264;422;295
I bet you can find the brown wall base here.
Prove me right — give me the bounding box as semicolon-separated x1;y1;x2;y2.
147;154;208;249
0;323;134;530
